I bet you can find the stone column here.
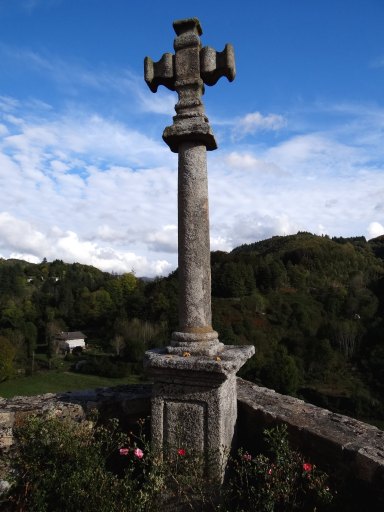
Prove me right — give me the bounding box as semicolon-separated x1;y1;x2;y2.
177;142;211;333
171;141;223;356
143;18;254;482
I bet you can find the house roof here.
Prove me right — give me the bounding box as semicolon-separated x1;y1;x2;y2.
56;331;86;340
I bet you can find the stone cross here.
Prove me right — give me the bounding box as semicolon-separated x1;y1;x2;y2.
145;17;235;355
144;18;254;484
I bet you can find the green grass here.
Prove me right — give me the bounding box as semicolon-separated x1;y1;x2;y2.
0;371;142;398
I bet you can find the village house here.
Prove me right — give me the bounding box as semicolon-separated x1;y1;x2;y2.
55;331;86;354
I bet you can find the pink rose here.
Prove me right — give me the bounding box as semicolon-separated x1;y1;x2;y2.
134;447;144;459
242;452;252;461
119;448;129;456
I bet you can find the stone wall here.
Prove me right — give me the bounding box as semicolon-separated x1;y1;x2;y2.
1;380;383;507
0;384;152;449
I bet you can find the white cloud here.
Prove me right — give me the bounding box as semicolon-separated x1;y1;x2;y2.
210;235;232;252
225;152;285;175
0;98;178;276
0;213;172;276
0;43;176;120
55;230;171;276
0;96;20;112
136;86;176;115
0;212;48;256
147;225;178;253
1;84;384;277
232;111;286;139
368;222;384;239
2;108;170;169
210;212;299;250
265;133;361;176
8;252;41;263
208;107;384;250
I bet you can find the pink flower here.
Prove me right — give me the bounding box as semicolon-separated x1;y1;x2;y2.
303;463;312;472
177;448;186;456
267;468;273;475
242;452;252;461
134;447;144;459
119;448;129;456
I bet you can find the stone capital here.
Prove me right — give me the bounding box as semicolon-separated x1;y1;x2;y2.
162;116;216;152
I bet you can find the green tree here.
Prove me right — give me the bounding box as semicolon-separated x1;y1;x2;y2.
0;335;16;382
23;321;38;359
45;319;66;358
260;345;300;395
110;334;125;356
331;320;361;359
0;300;24;329
220;262;246;297
365;342;384;392
305;338;335;380
120;272;137;295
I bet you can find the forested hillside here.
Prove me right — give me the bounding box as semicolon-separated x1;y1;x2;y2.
212;232;384;424
1;232;384;425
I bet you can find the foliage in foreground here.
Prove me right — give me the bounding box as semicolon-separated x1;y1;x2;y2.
227;425;333;511
1;415;333;512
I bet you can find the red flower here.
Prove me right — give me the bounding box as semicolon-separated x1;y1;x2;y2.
177;448;186;456
303;463;312;472
119;448;129;456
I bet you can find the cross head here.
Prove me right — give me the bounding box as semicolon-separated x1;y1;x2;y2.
144;18;236;152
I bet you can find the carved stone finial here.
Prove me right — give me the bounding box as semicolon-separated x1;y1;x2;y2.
173;17;202;36
144;17;236;152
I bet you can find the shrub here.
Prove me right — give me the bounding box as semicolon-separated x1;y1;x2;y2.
72;356;130;378
225;424;333;511
2;417;333;511
3;415;161;512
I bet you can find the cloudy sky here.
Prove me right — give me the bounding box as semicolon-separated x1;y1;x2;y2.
1;0;384;276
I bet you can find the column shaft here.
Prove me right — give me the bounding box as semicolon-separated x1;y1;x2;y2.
177;141;212;333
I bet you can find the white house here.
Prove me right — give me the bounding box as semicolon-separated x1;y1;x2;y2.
56;331;86;353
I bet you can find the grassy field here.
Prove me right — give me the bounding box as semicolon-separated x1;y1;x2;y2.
0;371;143;399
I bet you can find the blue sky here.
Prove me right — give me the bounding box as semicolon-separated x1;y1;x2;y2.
1;0;384;276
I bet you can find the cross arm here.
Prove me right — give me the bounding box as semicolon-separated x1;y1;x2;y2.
144;52;175;93
200;44;236;86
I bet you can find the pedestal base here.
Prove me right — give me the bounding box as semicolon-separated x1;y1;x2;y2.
144;344;254;482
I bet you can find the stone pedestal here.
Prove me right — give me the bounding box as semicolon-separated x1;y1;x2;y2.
144;344;254;481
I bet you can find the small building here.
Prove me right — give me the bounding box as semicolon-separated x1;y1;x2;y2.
56;331;86;353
